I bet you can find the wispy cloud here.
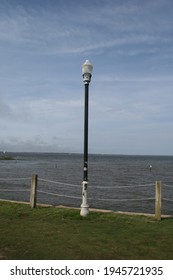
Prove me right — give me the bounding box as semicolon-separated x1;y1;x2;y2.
0;0;172;55
94;74;173;83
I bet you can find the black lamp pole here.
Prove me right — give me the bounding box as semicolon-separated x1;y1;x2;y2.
83;82;89;182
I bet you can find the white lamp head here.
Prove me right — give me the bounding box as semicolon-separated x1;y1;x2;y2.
82;60;93;84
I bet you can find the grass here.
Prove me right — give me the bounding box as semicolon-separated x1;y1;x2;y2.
0;201;173;260
0;156;14;160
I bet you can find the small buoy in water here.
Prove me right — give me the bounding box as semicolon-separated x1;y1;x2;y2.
149;165;152;172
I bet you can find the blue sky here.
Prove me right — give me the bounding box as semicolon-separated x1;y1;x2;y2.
0;0;173;155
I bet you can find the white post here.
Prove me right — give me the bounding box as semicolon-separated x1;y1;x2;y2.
80;181;89;216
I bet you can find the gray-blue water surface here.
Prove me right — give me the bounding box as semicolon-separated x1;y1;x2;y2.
0;153;173;215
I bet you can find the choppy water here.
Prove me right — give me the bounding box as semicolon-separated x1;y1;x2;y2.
0;153;173;215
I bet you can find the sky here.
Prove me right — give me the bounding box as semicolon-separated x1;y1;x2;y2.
0;0;173;155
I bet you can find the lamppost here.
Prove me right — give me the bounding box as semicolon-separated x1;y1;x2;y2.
80;60;93;217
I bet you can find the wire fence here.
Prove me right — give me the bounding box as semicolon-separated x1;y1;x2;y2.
0;175;173;219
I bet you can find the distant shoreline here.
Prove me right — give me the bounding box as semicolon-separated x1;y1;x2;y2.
1;151;173;157
0;156;14;160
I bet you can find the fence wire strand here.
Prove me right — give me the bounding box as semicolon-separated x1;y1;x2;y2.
39;178;81;188
0;189;30;192
163;198;173;202
0;178;30;181
96;197;155;202
38;190;81;200
39;178;154;189
163;184;173;188
89;183;154;189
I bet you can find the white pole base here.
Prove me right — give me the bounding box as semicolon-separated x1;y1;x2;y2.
80;180;89;216
80;204;89;217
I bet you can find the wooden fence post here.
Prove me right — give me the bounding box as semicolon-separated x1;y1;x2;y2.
155;181;161;220
30;174;38;208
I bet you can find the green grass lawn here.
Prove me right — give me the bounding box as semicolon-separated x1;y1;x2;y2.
0;201;173;260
